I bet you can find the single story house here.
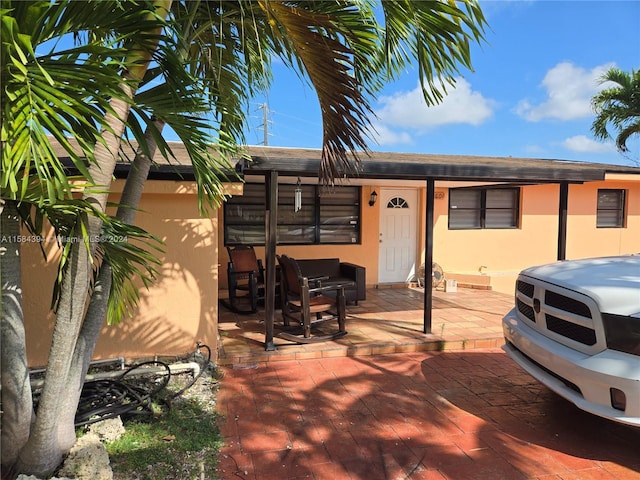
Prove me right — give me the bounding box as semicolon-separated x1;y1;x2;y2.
21;144;640;366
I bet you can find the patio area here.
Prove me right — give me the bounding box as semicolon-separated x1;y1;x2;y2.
217;286;514;367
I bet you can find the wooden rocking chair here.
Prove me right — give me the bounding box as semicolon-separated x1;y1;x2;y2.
223;245;265;314
276;254;348;343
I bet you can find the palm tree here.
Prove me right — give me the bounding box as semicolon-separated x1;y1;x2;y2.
1;0;157;475
50;3;254;449
0;0;192;475
591;67;640;153
11;1;178;474
2;0;488;476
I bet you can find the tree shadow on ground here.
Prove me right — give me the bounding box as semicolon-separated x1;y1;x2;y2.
216;349;640;479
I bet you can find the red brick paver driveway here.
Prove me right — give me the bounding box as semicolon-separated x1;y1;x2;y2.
215;348;640;480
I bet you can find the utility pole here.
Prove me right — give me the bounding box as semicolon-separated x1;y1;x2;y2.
258;103;270;146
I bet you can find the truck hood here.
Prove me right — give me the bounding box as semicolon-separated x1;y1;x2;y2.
520;255;640;317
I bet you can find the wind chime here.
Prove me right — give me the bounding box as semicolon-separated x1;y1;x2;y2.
294;177;302;213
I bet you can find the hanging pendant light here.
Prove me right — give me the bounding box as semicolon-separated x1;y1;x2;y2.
294;177;302;212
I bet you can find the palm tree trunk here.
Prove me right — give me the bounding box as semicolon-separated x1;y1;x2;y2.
15;218;94;476
17;90;133;476
15;3;172;475
117;120;165;224
0;200;33;477
55;118;165;439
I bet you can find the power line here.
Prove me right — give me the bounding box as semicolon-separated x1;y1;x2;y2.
248;102;323;147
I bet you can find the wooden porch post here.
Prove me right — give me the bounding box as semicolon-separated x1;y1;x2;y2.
423;178;435;334
264;171;278;351
557;182;568;261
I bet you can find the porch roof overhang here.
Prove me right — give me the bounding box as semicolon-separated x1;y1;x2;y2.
235;146;620;184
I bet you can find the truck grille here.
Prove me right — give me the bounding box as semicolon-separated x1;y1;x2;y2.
517;298;535;322
545;291;592;318
516;275;600;351
517;280;534;298
545;314;597;345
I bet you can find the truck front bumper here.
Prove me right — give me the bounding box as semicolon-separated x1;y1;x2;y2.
502;308;640;427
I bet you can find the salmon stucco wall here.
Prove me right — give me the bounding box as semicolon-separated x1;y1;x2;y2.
21;173;639;367
432;184;560;295
565;179;640;258
21;180;220;367
430;180;640;294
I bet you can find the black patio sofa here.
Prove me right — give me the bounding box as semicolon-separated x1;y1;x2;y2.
295;258;366;305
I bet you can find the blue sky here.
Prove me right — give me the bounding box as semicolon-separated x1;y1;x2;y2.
242;0;640;166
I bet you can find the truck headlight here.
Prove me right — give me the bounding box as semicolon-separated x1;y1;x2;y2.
602;313;640;356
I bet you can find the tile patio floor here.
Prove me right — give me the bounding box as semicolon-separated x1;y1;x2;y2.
218;286;513;367
215;348;640;479
214;287;640;479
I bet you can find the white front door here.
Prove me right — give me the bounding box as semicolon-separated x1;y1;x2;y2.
378;189;418;283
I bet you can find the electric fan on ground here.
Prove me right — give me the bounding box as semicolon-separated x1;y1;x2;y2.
418;263;445;288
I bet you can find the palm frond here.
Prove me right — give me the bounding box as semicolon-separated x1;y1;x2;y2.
1;0;158;203
96;218;164;325
128;63;240;213
260;1;376;184
591;68;640;152
379;0;487;105
171;0;273;142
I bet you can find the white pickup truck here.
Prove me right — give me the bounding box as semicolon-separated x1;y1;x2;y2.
502;255;640;427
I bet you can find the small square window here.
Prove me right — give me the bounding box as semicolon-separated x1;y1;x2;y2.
449;188;519;230
597;189;626;228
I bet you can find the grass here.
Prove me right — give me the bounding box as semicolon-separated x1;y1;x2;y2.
106;379;224;479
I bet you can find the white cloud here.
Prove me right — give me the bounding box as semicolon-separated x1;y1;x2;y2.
368;123;413;146
374;78;494;132
562;135;616;153
515;62;615;122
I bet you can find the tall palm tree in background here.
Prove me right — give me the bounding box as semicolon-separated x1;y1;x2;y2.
1;0;487;477
591;67;640;156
